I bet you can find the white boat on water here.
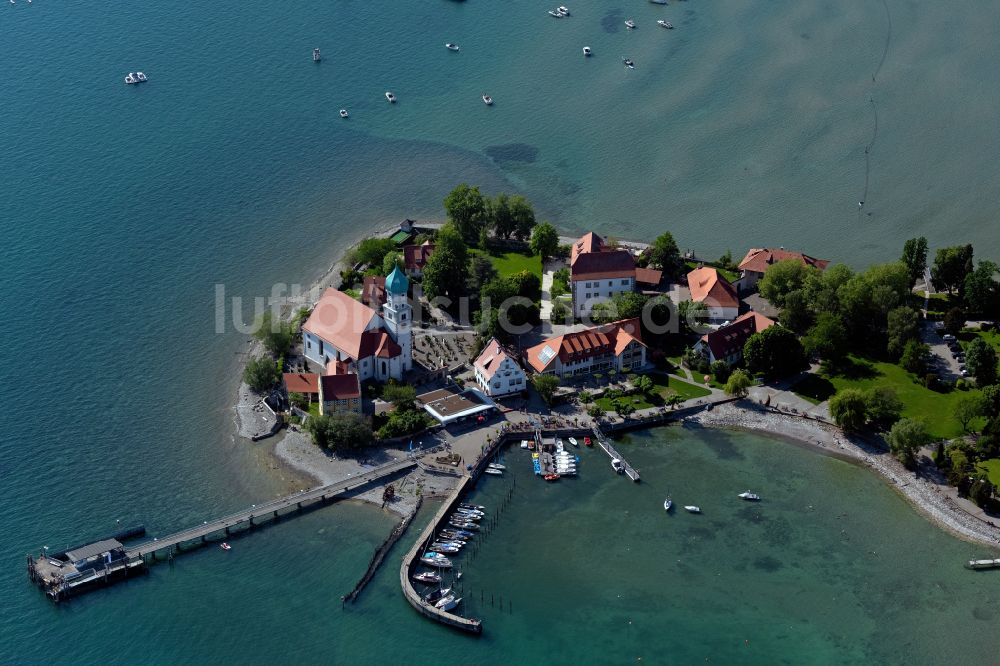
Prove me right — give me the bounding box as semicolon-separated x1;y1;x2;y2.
684;505;701;514
487;462;506;470
649;0;668;4
437;595;462;611
312;48;321;62
557;5;570;15
521;440;529;449
583;46;592;56
739;491;761;501
482;94;493;106
663;497;673;512
484;468;503;476
385;91;397;103
339;109;349;118
625;19;636;29
657;20;674;29
568;437;579;447
611;458;624;473
548;9;564;17
445;43;460;51
136;72;147;82
124;72;137;85
622;58;635;69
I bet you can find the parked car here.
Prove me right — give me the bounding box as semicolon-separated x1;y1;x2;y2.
961;369;970;377
943;334;956;341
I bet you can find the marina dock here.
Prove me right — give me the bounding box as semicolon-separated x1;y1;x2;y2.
592;426;640;482
29;457;417;601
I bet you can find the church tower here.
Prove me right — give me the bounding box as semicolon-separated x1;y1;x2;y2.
383;266;413;371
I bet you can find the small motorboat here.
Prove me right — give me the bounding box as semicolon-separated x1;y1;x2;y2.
135;72;147;82
739;491;761;501
584;436;592;446
448;521;479;531
429;544;460;554
437;595;462;611
557;5;570;15
543;473;560;481
657;20;674;29
421;555;453;568
568;437;579;447
385;91;396;103
684;506;702;514
611;458;625;473
482;94;493;106
313;48;321;62
412;571;442;584
650;0;668;4
521;440;529;449
456;571;463;581
663;497;673;512
548;9;564;17
583;46;592;56
425;587;452;603
484;467;503;475
487;462;505;470
459;503;485;511
124;72;137;85
625;19;636;29
622;58;635;69
445;43;460;51
339;109;349;118
220;542;232;551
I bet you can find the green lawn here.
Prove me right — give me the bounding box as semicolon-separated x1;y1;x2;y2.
820;356;981;440
978;459;1000;487
307;402;321;418
661;374;712;400
791;374;837;405
594;373;710;413
471;249;543;281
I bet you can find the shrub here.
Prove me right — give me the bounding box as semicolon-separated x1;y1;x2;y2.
307;413;374;451
244;355;279;393
711;360;731;384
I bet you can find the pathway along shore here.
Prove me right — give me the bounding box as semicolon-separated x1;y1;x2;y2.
687;403;1000;549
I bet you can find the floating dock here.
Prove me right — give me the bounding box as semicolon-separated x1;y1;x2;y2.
592;426;640;482
29;457;417;601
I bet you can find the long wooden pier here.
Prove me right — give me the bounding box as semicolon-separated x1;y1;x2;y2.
592;426;641;482
128;457;417;559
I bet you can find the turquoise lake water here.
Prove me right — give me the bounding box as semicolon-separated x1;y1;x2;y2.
2;0;1000;663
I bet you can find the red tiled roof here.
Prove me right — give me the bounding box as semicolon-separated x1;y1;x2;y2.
571;250;636;280
283;373;319;395
474;337;519;381
320;374;361;401
687;267;739;308
738;248;830;275
571;232;605;265
699;312;776;360
403;243;435;271
525;318;645;372
634;267;663;287
359;330;402;359
361;276;386;309
303;289;379;360
325;359;350;375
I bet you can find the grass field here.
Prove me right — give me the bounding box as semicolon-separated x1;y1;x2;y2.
820;356;982;440
978;459;1000;486
471;249;543;281
685;260;739;284
595;373;711;413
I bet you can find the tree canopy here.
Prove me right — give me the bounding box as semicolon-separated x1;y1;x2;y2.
532;374;560;405
421;223;469;302
743;326;806;379
307;412;374;451
591;292;649;324
444;184;488;241
244;355;279;393
758;260;819;308
964;260;1000;316
530;222;559;258
965;338;998;387
888;418;931;467
724;369;752;398
252;310;296;357
803;312;849;365
900;236;928;288
931;244;974;295
886;305;919;359
351;237;397;268
647;232;684;278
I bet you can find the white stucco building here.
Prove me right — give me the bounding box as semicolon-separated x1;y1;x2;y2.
473;338;527;397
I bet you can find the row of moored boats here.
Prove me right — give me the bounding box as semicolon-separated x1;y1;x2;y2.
413;502;490;613
662;490;761;514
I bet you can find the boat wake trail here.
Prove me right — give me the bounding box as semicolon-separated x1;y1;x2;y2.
857;0;891;221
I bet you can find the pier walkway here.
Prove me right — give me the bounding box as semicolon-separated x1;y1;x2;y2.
592;426;640;482
127;457;417;559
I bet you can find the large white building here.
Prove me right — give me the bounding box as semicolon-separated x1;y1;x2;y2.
570;232;637;318
473;338;527;397
302;266;413;382
525;318;649;378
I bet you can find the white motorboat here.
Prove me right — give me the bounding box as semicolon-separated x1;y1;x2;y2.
622;58;635;69
548;9;564;17
421;555;453;568
424;587;452;603
434;593;456;608
459;503;485;511
625;19;636;29
611;458;624;473
557;6;570;15
568;437;579;447
482;94;493;106
583;46;592;56
663;497;673;512
124;72;137;85
136;72;147;82
649;0;668;4
657;20;674;29
312;48;321;62
484;468;503;476
412;571;442;584
437;595;462;611
445;43;460;51
487;462;506;470
521;440;529;449
684;506;702;513
220;542;232;551
339;109;349;118
739;491;761;501
385;91;396;103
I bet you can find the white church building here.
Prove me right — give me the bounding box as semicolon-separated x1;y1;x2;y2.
302;266;413;382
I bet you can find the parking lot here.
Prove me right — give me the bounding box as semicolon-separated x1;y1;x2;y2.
920;321;966;380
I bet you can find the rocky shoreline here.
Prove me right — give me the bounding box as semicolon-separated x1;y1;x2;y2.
687;402;1000;550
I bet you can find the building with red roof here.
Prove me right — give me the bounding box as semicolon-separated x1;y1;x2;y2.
569;231;637;317
687;266;740;322
319;373;362;416
736;247;829;293
473;338;527;397
693;312;776;365
525;318;648;378
403;242;435;277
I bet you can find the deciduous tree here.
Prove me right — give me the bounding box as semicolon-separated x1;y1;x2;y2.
965;338;998;387
900;236;928;289
931;244;974;295
887;418;931;467
724;369;751;398
647;232;684;278
529;222;559;259
444;184;488;241
533;374;560;405
743;326;806;379
307;413;374;450
422;223;469;302
759;260;818;308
